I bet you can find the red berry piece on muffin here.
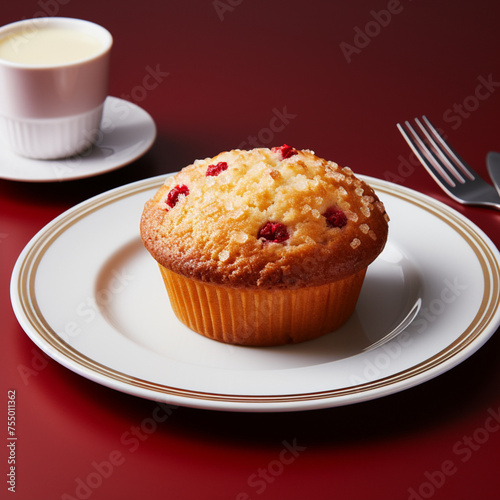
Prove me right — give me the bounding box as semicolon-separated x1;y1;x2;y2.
206;162;229;177
271;144;298;159
258;221;289;243
323;207;347;228
166;184;189;208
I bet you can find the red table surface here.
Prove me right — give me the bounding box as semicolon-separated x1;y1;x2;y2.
1;1;500;499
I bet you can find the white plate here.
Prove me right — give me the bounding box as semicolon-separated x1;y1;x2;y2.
10;175;500;412
0;97;156;182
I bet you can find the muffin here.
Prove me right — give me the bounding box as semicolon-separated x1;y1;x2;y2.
140;145;389;346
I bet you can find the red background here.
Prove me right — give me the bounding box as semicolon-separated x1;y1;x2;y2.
1;1;500;499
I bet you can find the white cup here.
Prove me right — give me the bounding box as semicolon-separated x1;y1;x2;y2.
0;17;112;160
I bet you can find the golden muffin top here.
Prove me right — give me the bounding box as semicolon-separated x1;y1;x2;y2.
140;146;389;289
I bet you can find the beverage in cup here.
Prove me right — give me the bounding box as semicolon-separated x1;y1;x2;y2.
0;17;112;160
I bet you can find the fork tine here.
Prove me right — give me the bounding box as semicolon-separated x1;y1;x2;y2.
414;117;466;184
421;116;475;181
396;121;457;188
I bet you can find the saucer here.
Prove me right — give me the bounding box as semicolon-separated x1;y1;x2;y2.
0;97;156;182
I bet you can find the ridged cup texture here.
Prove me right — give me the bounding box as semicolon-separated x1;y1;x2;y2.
159;265;367;346
0;103;103;159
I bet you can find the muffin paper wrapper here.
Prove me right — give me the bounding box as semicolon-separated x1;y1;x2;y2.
158;265;367;346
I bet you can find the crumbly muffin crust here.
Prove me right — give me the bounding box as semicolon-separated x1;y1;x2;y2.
140;147;389;289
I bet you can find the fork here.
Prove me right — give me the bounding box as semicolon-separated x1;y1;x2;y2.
397;116;500;210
